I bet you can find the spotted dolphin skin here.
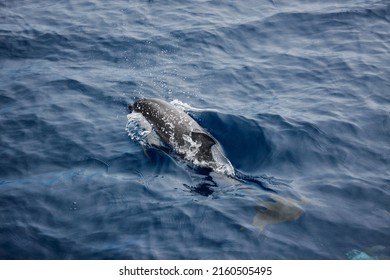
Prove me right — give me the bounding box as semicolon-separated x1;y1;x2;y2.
128;98;234;175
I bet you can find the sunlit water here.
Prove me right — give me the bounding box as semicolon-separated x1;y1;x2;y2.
0;0;389;259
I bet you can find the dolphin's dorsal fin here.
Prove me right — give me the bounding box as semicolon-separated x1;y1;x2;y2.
191;131;216;150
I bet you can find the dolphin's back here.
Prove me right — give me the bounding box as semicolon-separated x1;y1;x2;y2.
133;99;216;162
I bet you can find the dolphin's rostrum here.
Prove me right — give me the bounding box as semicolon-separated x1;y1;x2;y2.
128;98;234;175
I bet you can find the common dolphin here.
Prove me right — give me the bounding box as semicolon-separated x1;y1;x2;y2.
128;98;234;175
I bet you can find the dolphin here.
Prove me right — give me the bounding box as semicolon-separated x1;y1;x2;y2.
251;194;303;231
128;98;234;175
128;99;305;229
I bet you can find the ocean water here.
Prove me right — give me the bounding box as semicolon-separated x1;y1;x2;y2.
0;0;389;260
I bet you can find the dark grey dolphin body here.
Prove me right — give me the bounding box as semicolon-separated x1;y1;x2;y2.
129;98;233;174
127;99;305;228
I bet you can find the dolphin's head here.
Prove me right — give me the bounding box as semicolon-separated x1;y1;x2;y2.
132;98;149;114
131;98;163;117
128;98;148;113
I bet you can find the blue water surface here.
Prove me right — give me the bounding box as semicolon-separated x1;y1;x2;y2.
0;0;389;259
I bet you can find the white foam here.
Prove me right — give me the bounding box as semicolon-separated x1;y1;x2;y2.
126;112;153;145
170;99;194;111
171;99;220;113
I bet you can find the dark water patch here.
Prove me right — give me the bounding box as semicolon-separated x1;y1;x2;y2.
0;91;17;108
254;113;341;176
190;111;271;172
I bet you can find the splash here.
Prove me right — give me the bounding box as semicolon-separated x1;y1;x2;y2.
170;99;194;111
126;112;162;148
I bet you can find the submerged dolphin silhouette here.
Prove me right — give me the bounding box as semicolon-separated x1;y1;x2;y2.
128;98;234;175
252;194;303;231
